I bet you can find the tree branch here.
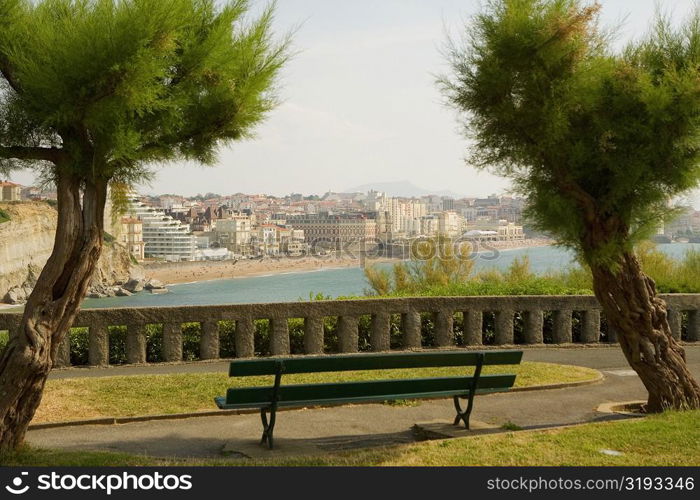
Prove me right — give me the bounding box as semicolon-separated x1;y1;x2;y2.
0;145;65;164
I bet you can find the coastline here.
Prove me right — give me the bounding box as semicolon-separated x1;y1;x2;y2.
145;256;392;286
145;238;554;286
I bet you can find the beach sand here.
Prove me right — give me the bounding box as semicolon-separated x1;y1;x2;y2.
144;238;553;285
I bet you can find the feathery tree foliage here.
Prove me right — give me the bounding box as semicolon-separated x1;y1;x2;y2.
440;0;700;411
0;0;290;450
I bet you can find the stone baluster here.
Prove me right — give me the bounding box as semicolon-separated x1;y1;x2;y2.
235;317;255;358
304;316;324;354
523;310;544;344
371;312;391;352
338;315;359;353
688;310;700;342
401;310;422;349
668;309;682;341
162;322;183;362
270;317;291;355
553;309;573;344
88;321;110;366
433;310;454;348
581;309;600;343
126;323;147;364
463;310;483;346
495;310;514;345
200;320;220;360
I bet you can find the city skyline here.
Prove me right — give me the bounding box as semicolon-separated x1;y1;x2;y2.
6;0;700;207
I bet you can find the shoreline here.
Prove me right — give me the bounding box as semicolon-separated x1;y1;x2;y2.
145;238;554;286
145;256;395;286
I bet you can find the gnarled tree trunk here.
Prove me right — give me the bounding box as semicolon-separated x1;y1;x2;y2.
0;170;108;451
591;251;700;412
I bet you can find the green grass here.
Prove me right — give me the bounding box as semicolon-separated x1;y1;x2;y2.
4;411;698;466
0;208;10;224
35;362;599;424
239;410;700;466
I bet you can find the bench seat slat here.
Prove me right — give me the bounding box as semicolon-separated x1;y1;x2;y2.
229;350;524;376
221;374;516;407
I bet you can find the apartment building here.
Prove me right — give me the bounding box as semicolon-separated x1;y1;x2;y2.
129;201;197;261
438;211;463;237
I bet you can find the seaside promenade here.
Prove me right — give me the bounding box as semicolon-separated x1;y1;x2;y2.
29;346;700;459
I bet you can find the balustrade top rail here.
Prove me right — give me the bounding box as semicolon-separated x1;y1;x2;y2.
1;294;699;368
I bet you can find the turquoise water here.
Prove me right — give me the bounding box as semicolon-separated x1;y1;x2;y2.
81;243;700;309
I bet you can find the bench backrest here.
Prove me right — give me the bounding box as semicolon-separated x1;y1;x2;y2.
228;350;523;377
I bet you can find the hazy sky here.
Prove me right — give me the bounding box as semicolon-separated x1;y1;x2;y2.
7;0;700;202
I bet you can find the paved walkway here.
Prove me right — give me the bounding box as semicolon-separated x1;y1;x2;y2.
28;346;700;460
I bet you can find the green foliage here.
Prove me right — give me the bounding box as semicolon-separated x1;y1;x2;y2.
364;243;700;297
440;0;700;269
0;0;290;185
365;237;475;295
0;207;9;223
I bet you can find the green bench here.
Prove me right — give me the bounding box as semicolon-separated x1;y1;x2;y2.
215;349;523;449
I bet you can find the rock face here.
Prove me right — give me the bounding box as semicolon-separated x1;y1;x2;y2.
0;201;141;304
123;278;145;293
144;279;165;290
0;203;56;301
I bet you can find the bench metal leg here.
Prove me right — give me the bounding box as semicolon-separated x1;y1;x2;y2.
453;396;474;430
454;352;483;430
260;407;277;449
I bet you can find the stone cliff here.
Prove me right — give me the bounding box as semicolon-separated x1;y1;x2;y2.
0;201;138;304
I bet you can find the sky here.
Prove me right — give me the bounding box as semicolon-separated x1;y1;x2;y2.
6;0;700;203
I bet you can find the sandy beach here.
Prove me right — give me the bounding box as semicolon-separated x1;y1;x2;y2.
144;238;553;285
144;256;380;286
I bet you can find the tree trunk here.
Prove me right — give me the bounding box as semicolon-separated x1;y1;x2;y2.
0;171;108;451
590;251;700;412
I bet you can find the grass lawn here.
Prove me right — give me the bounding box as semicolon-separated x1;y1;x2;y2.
3;411;698;466
35;362;599;424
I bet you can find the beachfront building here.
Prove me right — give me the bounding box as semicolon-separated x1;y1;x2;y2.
129;201;197;261
214;215;253;255
464;221;525;241
0;181;21;201
120;217;146;261
287;213;377;251
281;229;307;256
498;222;525;241
251;224;281;256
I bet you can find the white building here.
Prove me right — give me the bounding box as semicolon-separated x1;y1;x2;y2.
129;201;197;261
215;215;252;255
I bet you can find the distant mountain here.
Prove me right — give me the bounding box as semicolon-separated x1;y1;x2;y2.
345;181;466;198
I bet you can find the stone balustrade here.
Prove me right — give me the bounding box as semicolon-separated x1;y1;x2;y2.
1;294;699;368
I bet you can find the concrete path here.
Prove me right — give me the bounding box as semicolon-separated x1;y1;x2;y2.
28;346;700;460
